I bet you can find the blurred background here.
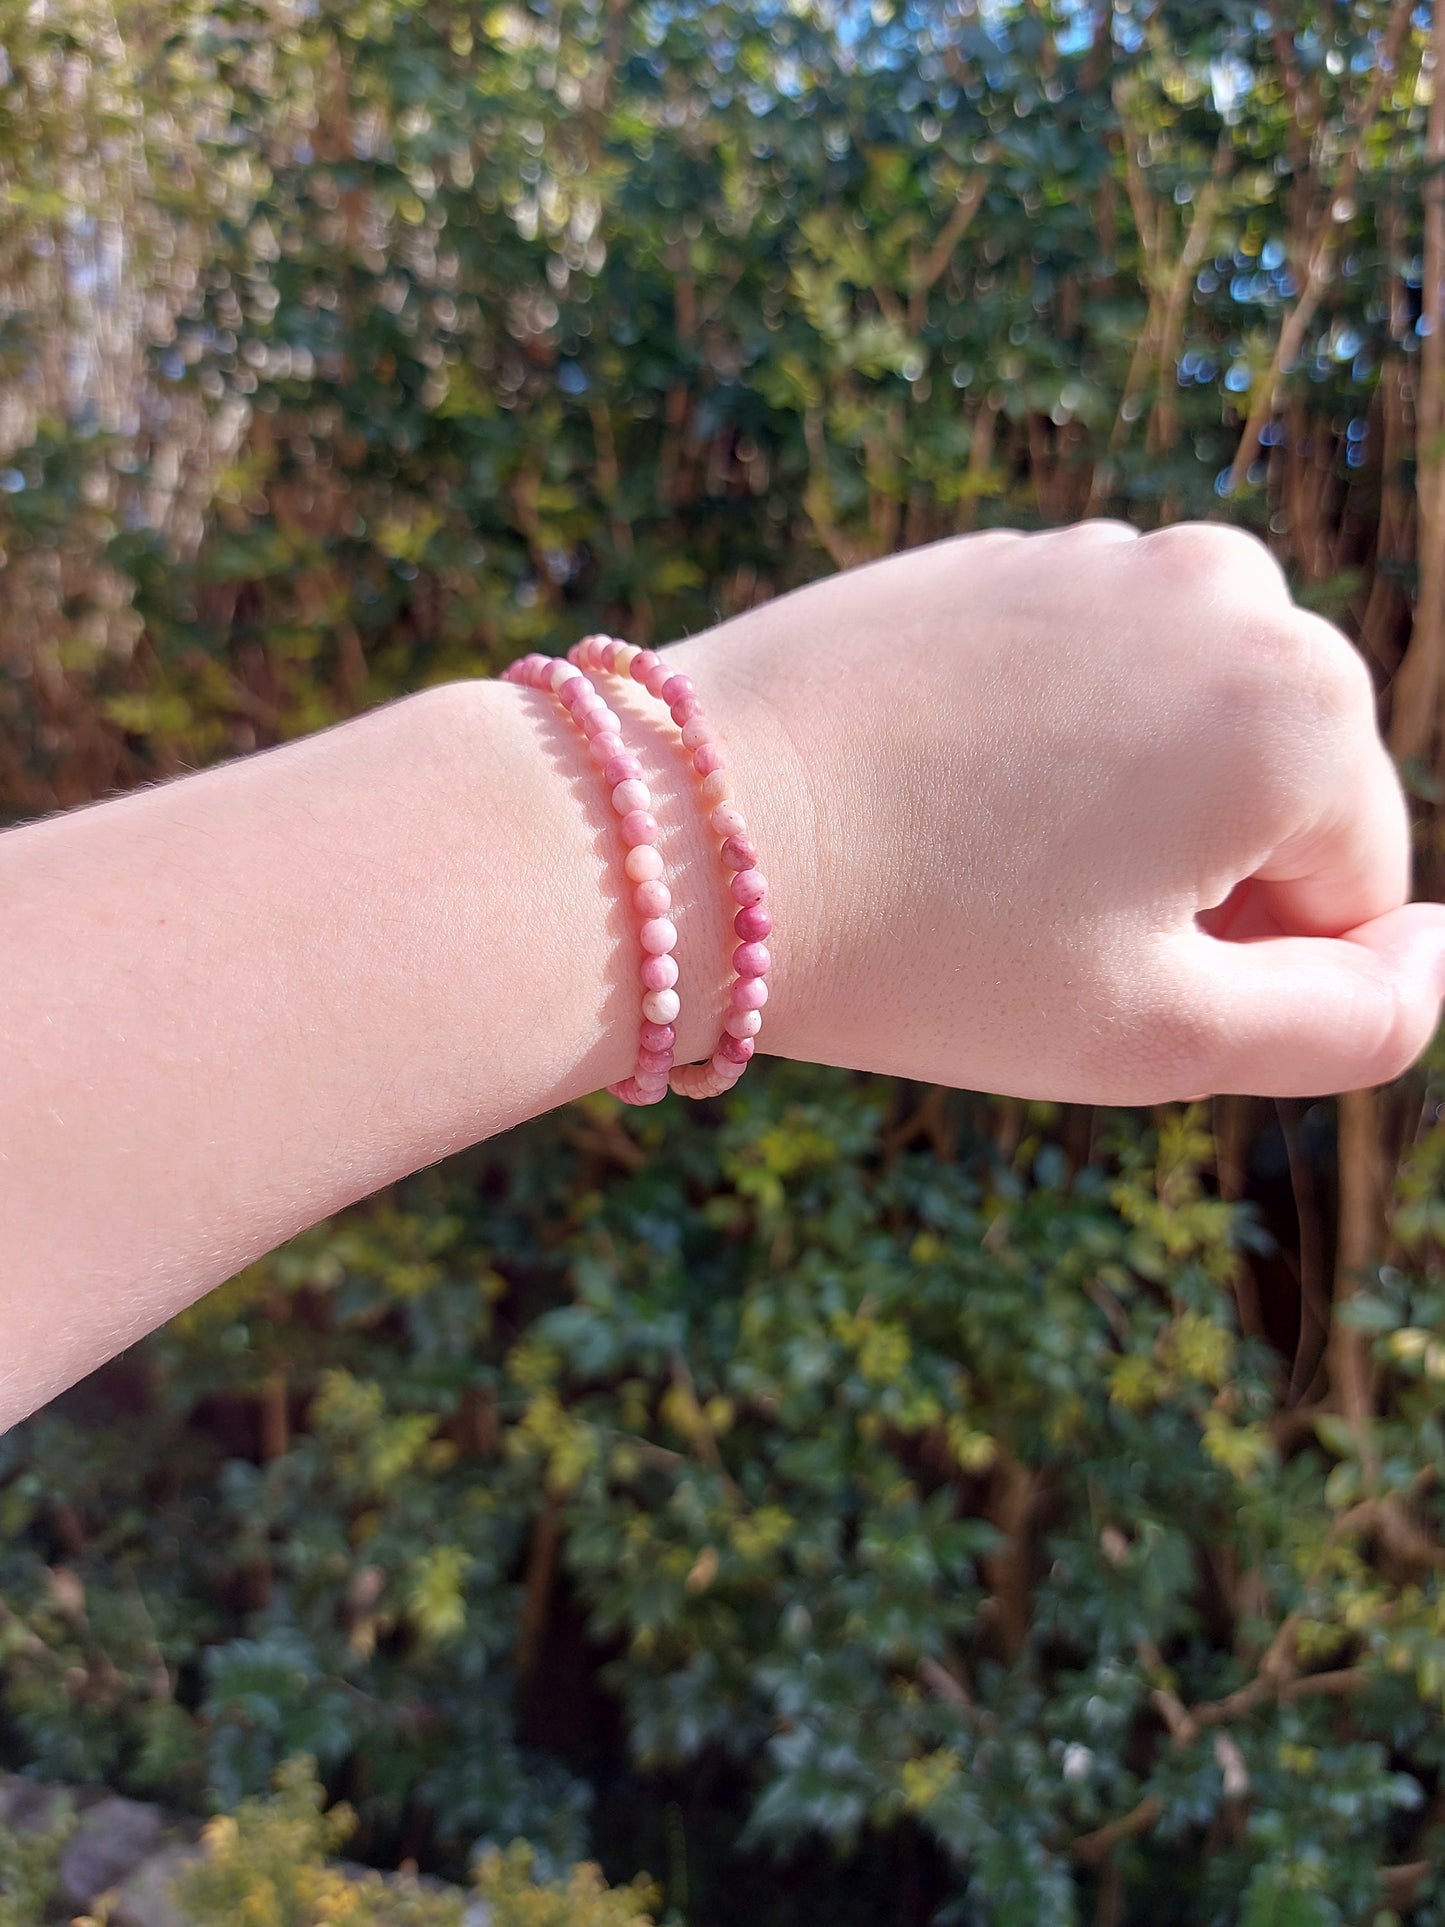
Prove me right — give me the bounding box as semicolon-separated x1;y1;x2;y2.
2;1;1445;1922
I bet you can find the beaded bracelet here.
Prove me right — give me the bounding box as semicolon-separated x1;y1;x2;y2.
501;652;680;1106
569;634;771;1101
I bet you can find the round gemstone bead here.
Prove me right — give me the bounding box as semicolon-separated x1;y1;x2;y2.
558;676;586;709
700;770;730;806
709;804;746;838
640;952;679;991
660;674;694;705
612;778;651;815
720;833;758;870
640;917;678;955
731;973;769;1009
642;987;681;1025
629;649;662;682
734;903;772;942
640;1020;676;1052
693;742;725;778
588;732;625;765
725;1008;763;1039
733;941;771;977
603;751;644;785
636;1047;673;1076
624;844;665;882
633;879;671;918
718;1034;755;1065
729;868;767;906
619;810;658;844
675;701;706;732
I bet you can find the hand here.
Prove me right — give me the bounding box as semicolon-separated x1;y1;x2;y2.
672;522;1445;1103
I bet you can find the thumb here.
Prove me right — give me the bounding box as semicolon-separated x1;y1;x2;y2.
1167;901;1445;1098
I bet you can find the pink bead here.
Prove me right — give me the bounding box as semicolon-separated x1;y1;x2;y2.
637;1047;673;1076
643;663;672;698
640;952;679;991
675;700;705;730
583;706;622;738
700;771;730;806
693;742;725;778
624;844;664;883
630;650;662;682
619;810;658;845
720;833;758;870
558;676;587;710
718;1034;755;1066
640;917;678;955
640;1020;676;1052
588;732;625;765
733;941;771;977
725;1008;763;1039
634;1073;670;1098
642;987;681;1024
734;903;772;941
549;660;582;692
660;674;694;705
634;879;671;918
731;977;768;1011
729;869;767;906
667;1063;715;1099
710;804;746;838
709;1051;741;1080
604;752;644;785
612;778;651;815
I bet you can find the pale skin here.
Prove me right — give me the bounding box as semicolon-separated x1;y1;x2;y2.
2;520;1443;1432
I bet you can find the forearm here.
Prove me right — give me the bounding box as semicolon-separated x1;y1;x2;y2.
0;661;820;1428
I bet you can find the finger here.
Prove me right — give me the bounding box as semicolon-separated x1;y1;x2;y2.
1250;730;1411;936
1163;901;1445;1097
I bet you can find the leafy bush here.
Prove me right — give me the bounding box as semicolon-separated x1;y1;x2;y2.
174;1758;657;1927
6;1070;1445;1921
0;1794;73;1927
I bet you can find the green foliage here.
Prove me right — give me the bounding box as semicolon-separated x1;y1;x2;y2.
475;1842;658;1927
0;1795;74;1927
0;2;1444;1923
5;1073;1445;1921
171;1758;654;1927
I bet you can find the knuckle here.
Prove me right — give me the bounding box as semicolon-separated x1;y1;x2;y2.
1301;617;1377;723
1059;517;1140;543
1137;520;1288;596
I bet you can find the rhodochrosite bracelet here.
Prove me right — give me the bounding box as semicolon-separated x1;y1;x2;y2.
501;652;681;1106
569;634;771;1101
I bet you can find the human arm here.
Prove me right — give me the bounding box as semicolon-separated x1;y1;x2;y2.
2;518;1441;1429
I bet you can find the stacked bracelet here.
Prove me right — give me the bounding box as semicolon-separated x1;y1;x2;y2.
501;652;681;1107
569;635;770;1101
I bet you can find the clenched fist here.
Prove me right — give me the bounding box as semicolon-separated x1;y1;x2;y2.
669;521;1445;1102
